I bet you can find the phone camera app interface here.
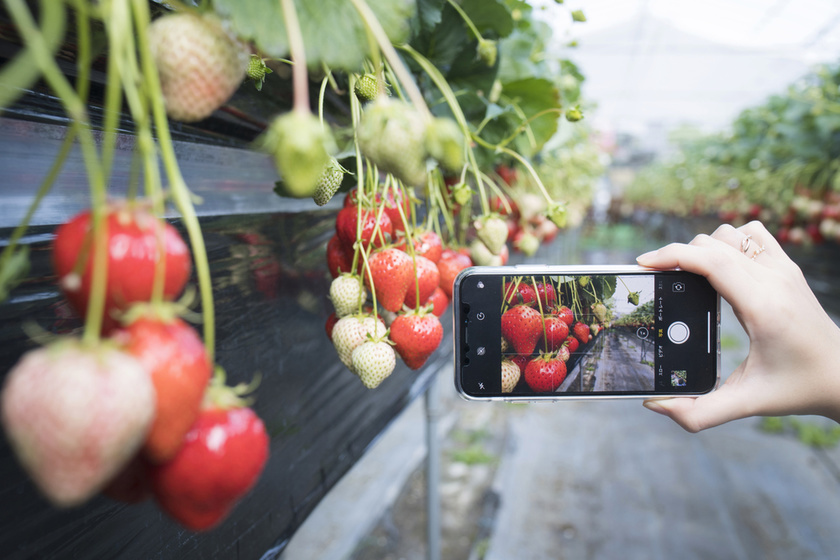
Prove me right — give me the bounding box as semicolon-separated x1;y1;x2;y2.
496;273;715;396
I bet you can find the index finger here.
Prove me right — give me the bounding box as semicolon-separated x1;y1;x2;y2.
636;236;762;309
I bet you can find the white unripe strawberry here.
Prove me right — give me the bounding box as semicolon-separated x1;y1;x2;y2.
470;239;503;266
475;215;508;255
331;316;387;371
501;360;520;394
0;340;155;507
357;98;429;187
352;340;396;389
330;274;366;318
148;12;249;122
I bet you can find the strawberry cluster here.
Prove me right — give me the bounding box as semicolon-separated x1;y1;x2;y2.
716;191;840;246
325;187;473;389
1;203;268;531
500;277;605;394
485;167;564;259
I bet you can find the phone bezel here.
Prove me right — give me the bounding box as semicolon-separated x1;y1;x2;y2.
453;265;721;401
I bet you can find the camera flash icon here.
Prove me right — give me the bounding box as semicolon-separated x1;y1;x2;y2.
476;347;486;356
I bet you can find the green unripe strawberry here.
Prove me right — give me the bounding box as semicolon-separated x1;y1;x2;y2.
571;9;587;22
547;203;568;228
452;182;473;206
264;111;336;198
628;291;640;306
246;55;273;91
358;98;429;187
477;39;498;67
425;117;465;172
565;107;584;122
313;158;348;206
354;74;381;102
148;13;249;123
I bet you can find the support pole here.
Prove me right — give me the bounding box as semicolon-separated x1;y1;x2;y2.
425;371;442;560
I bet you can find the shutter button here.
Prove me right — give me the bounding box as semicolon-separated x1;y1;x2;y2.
668;321;690;344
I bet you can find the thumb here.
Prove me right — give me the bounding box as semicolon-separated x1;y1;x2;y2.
642;385;748;432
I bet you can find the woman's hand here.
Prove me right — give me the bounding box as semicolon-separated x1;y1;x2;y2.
637;221;840;431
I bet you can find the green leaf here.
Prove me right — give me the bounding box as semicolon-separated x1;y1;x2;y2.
491;77;560;155
413;0;445;36
212;0;415;71
459;0;514;38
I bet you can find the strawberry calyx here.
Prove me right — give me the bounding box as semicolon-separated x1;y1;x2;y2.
202;366;260;411
116;289;200;327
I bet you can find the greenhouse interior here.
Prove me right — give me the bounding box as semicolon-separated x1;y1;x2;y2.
1;0;840;559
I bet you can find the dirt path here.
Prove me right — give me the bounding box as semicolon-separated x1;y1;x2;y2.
592;330;655;392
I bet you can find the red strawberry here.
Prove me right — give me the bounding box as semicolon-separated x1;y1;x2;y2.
327;234;356;278
503;281;537;306
384;188;412;233
501;305;543;356
534;282;556;309
542;316;570;351
438;252;473;298
52;205;192;331
150;402;268;531
511;354;530;374
404;255;440;309
573;322;591;344
557;344;570;363
344;188;382;208
114;316;212;464
397;230;443;263
427;287;449;317
1;339;155;506
102;454;152;503
496;164;518;186
555;305;574;326
325;312;339;340
490;194;520;219
524;355;567;392
499;244;510;265
336;204;393;250
564;335;579;354
390;311;444;370
366;248;413;312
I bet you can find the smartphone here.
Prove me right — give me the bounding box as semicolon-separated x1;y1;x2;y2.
453;265;720;400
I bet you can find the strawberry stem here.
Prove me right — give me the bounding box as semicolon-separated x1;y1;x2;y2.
5;0;110;343
132;0;216;359
530;276;548;354
397;44;488;217
348;0;433;121
279;0;310;115
444;0;485;43
390;181;420;309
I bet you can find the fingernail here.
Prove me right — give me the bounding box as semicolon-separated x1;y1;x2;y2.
643;400;668;415
636;250;658;264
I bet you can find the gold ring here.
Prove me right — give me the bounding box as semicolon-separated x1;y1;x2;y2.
751;245;766;260
740;235;752;254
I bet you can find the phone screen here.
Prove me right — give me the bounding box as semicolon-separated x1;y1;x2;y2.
455;269;719;398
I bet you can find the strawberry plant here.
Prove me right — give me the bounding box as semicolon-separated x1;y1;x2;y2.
0;0;603;533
